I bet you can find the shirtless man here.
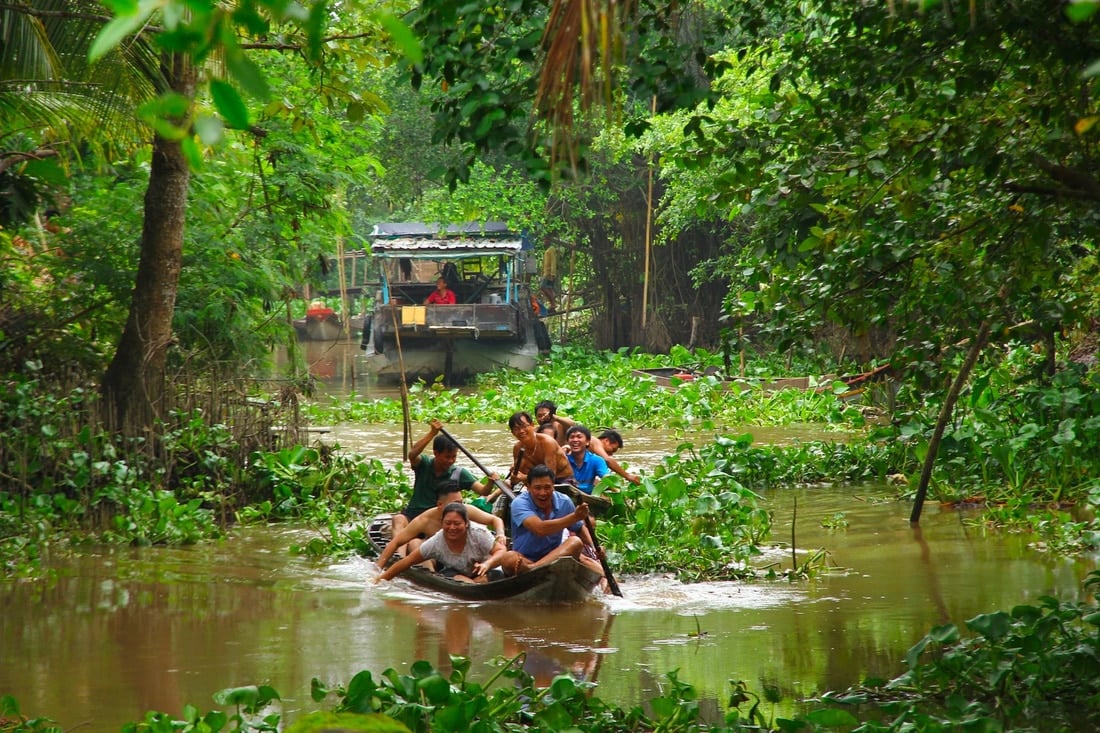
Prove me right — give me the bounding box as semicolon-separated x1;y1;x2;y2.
534;400;568;445
375;490;506;569
593;429;640;485
529;409;641;485
508;411;573;485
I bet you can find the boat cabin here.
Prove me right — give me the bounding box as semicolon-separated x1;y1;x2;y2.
363;222;545;381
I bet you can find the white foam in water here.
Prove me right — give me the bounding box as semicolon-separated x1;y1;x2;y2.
605;573;805;612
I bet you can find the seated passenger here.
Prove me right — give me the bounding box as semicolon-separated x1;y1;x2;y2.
425;277;456;305
497;465;603;578
564;425;609;494
534;399;568;445
593;429;641;485
375;490;506;569
377;503;507;584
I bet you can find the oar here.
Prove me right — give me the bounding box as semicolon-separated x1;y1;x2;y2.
584;515;622;597
438;427;516;500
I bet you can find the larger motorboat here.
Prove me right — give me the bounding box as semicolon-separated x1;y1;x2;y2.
361;222;550;382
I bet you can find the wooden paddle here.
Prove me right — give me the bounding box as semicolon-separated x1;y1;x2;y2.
438;427;516;500
583;515;622;597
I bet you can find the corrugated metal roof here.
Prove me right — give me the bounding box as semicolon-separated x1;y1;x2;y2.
370;221;513;238
368;222;525;258
370;237;524;258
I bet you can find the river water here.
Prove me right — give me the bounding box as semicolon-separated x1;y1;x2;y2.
2;347;1097;731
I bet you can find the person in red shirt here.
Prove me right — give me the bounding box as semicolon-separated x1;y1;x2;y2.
425;277;456;305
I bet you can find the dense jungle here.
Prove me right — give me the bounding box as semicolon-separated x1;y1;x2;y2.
4;0;1100;731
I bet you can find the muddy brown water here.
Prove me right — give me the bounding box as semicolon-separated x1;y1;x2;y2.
3;357;1097;730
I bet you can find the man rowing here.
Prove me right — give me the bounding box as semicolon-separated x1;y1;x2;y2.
497;464;604;579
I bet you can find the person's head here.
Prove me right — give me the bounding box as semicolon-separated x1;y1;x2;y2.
436;489;462;507
527;464;556;507
441;502;470;539
598;429;623;455
432;434;459;471
508;411;535;440
566;424;591;453
534;400;557;424
435;277;448;291
537;421;558;437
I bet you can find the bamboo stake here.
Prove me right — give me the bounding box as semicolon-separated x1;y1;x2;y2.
641;94;656;331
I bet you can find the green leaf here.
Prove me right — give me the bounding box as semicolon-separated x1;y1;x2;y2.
226;52;271;101
966;611;1012;641
180;135;204;170
89;9;152;63
210;79;250;129
376;11;423;64
213;685;261;706
803;708;858;726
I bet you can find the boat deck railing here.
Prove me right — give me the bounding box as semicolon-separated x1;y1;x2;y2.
376;302;524;339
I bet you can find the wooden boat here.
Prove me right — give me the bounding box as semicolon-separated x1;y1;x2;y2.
367;514;602;603
555;483;613;517
631;364;892;400
293;302;349;341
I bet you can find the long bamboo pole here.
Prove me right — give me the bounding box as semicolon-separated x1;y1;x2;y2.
641;95;656;331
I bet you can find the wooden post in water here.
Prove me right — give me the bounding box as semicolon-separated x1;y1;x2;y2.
909;320;992;524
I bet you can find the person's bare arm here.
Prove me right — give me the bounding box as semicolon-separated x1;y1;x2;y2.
475;537;509;575
377;546;426;582
521;501;589;537
467;505;505;538
470;471;501;497
377;511;437;567
590;439;640;485
408;418;442;467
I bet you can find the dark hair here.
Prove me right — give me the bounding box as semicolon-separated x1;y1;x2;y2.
433;434;457;452
566;424;591;440
508;411;534;430
598;429;624;449
535;399;557;415
441;502;469;524
528;464;555;484
537;422;558;436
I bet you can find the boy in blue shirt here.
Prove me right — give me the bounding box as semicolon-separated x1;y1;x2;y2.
565;424;609;494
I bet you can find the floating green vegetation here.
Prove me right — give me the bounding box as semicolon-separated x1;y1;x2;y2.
311;345;868;432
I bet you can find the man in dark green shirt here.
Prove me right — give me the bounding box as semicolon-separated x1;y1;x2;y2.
393;419;495;538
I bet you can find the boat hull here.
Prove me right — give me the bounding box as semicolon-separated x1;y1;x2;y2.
368;515;601;603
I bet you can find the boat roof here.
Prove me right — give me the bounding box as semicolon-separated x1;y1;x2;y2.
368;221;526;259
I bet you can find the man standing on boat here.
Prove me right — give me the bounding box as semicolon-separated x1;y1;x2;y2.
499;464;603;578
425;277;456;305
396;419;496;540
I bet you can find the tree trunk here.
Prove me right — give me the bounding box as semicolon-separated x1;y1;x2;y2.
101;53;195;433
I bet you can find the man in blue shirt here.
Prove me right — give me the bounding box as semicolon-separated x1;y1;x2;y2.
564;424;609;494
499;464;602;578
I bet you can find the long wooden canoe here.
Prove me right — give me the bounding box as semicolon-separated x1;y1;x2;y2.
368;515;602;603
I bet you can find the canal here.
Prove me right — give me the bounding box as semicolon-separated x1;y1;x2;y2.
1;345;1095;730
